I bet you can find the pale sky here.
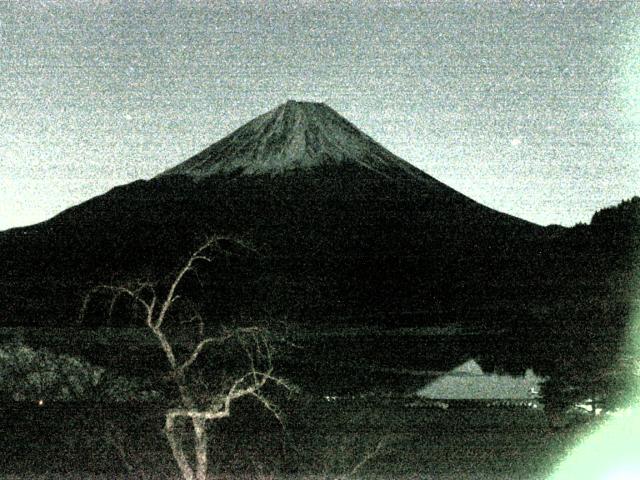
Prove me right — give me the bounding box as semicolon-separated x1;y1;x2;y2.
1;0;639;230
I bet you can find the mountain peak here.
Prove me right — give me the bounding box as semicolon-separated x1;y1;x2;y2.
283;98;325;108
158;101;427;180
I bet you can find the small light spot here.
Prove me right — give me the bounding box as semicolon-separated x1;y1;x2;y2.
37;399;44;407
511;137;523;146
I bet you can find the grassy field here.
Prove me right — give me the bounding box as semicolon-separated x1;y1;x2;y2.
0;397;596;480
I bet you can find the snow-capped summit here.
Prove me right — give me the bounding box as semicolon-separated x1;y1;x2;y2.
159;100;427;180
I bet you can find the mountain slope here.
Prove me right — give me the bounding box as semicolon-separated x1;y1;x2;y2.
0;101;548;328
160;100;428;180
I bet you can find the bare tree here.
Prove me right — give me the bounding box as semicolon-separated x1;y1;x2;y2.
82;236;293;480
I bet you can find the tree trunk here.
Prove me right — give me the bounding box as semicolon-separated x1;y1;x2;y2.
165;414;195;480
193;417;208;480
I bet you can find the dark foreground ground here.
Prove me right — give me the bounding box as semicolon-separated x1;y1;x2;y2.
0;397;596;480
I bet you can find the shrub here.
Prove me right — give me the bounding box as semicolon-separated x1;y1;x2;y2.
0;340;159;402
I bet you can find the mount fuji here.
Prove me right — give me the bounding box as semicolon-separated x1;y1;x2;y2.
0;100;636;397
160;100;428;179
1;101;549;327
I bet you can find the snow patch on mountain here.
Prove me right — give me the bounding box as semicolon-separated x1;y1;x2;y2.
159;100;428;180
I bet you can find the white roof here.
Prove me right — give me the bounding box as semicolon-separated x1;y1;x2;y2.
417;359;543;400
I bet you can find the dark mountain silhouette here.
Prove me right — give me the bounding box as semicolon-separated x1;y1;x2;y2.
0;101;547;326
0;101;636;398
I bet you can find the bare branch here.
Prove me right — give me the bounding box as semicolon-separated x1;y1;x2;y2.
177;332;234;373
155;236;223;330
151;325;178;370
252;390;285;428
166;407;230;423
146;295;157;328
225;371;264;405
339;438;387;480
80;234;290;480
162;327;292;480
103;421;135;474
107;293;120;321
80;283;155;324
176;326;263;375
351;438;385;477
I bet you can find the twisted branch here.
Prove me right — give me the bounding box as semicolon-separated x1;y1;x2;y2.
80;235;290;480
